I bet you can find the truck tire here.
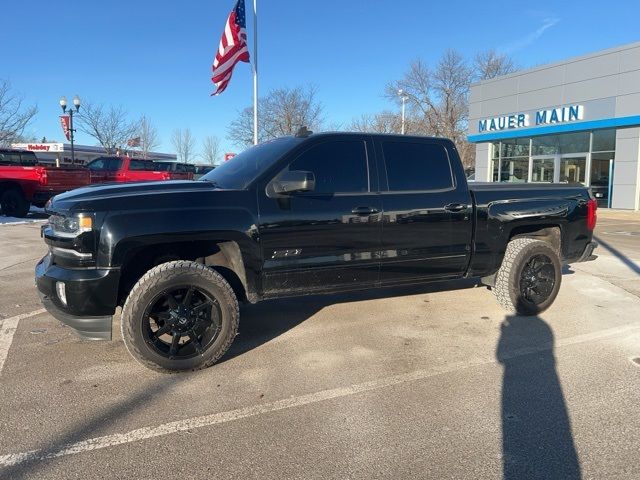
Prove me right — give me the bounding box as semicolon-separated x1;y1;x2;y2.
121;260;239;373
493;238;562;315
0;188;30;218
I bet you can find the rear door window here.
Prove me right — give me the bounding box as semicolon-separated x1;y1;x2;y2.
20;152;37;166
130;159;152;171
106;158;123;171
382;141;454;191
88;157;121;171
287;140;369;194
87;158;106;170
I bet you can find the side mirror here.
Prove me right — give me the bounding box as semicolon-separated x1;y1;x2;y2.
273;170;315;194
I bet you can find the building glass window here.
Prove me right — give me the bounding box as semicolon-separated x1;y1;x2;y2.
500;159;529;182
558;132;590;154
500;138;530;157
590;152;615;186
488;129;617;202
532;158;555;182
592;129;616;152
491;142;500;159
532;135;559;155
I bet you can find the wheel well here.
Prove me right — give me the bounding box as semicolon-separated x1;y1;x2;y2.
0;181;24;196
509;225;561;253
117;240;248;306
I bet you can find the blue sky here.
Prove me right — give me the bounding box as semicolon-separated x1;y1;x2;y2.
1;0;639;157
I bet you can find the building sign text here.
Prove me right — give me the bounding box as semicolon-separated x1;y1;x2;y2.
479;105;584;133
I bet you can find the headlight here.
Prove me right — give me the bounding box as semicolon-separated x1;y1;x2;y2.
48;214;93;238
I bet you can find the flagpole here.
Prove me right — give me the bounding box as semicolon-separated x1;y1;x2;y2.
252;0;259;145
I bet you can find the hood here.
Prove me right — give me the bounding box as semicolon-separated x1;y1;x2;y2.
48;180;231;214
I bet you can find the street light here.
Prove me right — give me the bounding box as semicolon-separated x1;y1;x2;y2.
59;95;81;164
398;89;408;135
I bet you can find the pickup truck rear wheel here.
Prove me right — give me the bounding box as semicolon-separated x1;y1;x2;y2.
121;260;239;373
493;238;561;315
0;188;30;218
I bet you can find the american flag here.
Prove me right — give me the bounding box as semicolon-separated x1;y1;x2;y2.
127;137;141;147
211;0;250;95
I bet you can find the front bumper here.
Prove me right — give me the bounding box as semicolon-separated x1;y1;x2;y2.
35;253;120;340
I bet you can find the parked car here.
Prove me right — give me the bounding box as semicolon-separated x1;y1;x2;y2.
0;149;90;217
36;131;598;372
86;156;172;184
154;161;196;180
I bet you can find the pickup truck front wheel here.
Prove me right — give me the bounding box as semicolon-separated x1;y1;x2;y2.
493;238;562;315
0;188;30;218
121;261;239;372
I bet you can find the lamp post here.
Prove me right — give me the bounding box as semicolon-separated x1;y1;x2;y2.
398;89;408;135
59;95;81;164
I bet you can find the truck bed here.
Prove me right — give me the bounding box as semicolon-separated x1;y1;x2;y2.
467;181;593;277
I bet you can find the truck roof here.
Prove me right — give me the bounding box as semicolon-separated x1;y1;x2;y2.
292;131;454;143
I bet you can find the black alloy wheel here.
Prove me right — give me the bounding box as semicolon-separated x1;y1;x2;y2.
518;254;557;306
493;237;562;315
142;286;222;360
121;261;239;372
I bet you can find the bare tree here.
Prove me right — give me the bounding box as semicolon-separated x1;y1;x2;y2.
77;102;137;154
474;50;517;80
135;115;160;158
0;80;38;147
228;85;323;147
200;135;220;165
348;112;402;134
171;128;196;163
387;50;475;168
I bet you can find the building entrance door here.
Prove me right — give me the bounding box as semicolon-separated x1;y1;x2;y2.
559;155;587;183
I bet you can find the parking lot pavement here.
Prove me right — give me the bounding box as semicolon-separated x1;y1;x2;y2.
1;216;640;479
577;209;640;297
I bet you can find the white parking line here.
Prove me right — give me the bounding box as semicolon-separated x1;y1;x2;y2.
1;322;638;468
0;309;46;376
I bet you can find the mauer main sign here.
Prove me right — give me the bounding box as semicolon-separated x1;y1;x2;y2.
479;104;584;132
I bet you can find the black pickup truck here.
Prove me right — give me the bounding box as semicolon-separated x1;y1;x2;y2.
35;131;598;372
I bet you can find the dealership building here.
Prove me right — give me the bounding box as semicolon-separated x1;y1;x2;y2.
469;41;640;210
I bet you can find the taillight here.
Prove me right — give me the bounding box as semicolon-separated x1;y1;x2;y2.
587;199;597;231
161;172;171;180
37;167;48;185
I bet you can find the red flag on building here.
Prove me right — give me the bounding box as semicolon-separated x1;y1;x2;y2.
211;0;250;95
59;115;71;141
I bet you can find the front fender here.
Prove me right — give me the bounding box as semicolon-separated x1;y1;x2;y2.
99;206;262;298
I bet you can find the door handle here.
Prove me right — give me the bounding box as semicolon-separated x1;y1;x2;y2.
351;206;379;215
444;203;467;212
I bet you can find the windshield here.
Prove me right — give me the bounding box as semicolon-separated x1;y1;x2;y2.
200;137;299;189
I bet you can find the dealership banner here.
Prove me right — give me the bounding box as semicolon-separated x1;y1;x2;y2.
59;115;71;141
